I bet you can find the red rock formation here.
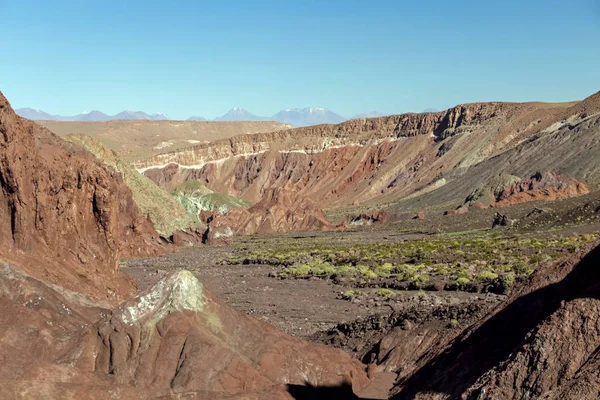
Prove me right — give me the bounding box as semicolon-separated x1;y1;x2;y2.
0;265;370;399
494;171;590;207
206;188;336;242
348;210;402;226
0;91;137;303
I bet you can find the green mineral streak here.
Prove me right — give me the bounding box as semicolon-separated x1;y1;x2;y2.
171;180;251;222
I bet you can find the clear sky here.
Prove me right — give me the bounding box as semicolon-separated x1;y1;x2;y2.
1;0;599;119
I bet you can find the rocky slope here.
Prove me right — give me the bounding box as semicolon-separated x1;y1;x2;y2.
387;240;600;399
0;91;372;398
205;187;337;242
0;91;138;303
64;134;199;238
466;171;590;208
137;93;600;211
171;180;251;224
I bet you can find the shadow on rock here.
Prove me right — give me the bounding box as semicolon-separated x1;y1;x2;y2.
393;243;600;399
287;382;375;400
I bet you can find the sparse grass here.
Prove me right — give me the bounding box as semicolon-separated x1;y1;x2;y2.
228;231;598;293
375;288;396;297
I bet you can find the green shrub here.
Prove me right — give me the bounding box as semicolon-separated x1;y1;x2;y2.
502;272;516;292
284;264;311;276
374;263;394;277
456;276;471;286
476;270;498;282
375;288;396;297
336;265;358;277
409;274;430;287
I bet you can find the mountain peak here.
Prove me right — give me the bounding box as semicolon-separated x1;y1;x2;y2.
272;107;346;127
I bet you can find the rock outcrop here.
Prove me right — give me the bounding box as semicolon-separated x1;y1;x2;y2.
0;92;136;302
171;180;251;225
65;134;198;239
494;170;590;207
206;188;336;242
0;264;370;399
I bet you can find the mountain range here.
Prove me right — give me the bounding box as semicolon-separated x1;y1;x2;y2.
17;107;395;127
16;108;170;121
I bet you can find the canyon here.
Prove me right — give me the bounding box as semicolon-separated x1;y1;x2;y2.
4;88;600;399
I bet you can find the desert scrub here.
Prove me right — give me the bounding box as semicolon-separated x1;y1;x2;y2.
357;265;377;280
408;274;429;287
476;270;498;282
283;264;311;276
375;288;396;297
502;272;516;293
374;262;395;277
343;289;361;299
241;230;591;289
456;276;471;286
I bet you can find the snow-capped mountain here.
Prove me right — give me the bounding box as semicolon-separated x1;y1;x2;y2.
113;110;170;120
214;107;267;122
76;110;111;121
272;107;346;127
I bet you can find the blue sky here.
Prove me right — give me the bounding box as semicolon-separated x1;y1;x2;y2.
1;0;598;119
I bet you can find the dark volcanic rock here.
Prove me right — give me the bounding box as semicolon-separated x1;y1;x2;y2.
492;212;515;229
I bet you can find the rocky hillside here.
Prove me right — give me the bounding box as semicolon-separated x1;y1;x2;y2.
0;92;141;303
64;134;198;238
205;187;337;243
137;93;600;211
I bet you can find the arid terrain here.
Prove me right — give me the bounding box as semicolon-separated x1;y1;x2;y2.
2;88;600;400
41;119;290;162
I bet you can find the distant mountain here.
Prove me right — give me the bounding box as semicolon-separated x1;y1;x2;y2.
18;105;397;126
214;107;267;122
15;108;66;121
15;108;169;121
272;107;346;127
112;110;169;120
76;110;111;122
351;111;389;119
423;108;440;113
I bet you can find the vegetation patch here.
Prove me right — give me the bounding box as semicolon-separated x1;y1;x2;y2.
226;231;598;295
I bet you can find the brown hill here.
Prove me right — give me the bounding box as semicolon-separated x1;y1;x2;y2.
137;92;600;212
41;119;291;162
205;187;337;242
